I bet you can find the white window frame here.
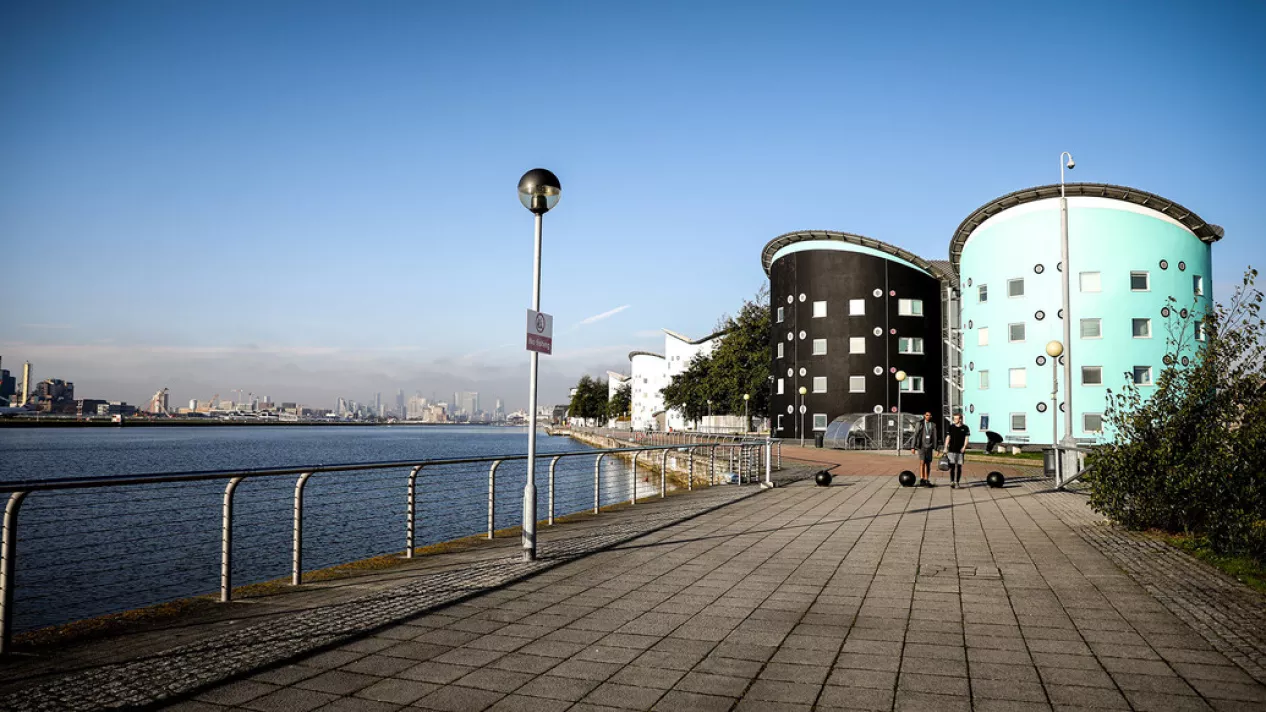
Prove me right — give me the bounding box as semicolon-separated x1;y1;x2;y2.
812;300;827;318
1080;318;1102;339
1009;368;1026;388
776;414;784;431
1130;271;1150;292
812;339;827;355
900;376;924;393
777;378;784;395
898;337;924;355
898;299;923;316
1010;413;1027;432
1008;323;1026;343
978;327;989;346
849;376;866;393
979;413;990;431
979;284;988;303
1133;366;1153;386
1081;366;1103;386
1080;271;1102;293
1194;275;1204;296
813;413;828;431
849;299;865;316
1195;320;1206;342
1133;318;1152;339
979;370;990;390
812;376;826;393
849;337;866;354
777;342;784;359
776;306;784;323
1083;413;1104;433
1007;278;1025;298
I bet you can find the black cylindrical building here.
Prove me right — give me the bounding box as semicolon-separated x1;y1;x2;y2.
763;231;950;446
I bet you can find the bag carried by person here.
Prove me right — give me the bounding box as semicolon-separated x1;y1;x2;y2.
937;455;951;472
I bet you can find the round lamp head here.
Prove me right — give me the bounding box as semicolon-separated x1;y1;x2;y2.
518;168;561;214
1045;340;1064;358
799;386;807;395
895;370;907;382
743;394;750;401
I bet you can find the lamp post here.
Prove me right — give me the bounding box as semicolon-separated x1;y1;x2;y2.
743;393;750;434
798;386;807;447
1046;340;1063;482
1058;152;1077;478
706;399;712;434
517;168;561;562
894;371;907;455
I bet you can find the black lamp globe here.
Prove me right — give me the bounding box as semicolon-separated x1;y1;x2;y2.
518;169;561;214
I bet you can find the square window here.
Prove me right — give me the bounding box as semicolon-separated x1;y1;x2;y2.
1131;271;1150;291
979;370;990;390
900;376;924;393
1009;368;1026;388
898;299;923;316
777;342;784;359
1133;318;1152;338
849;299;865;316
1084;413;1104;433
1132;366;1153;385
813;376;826;393
812;339;827;355
1080;271;1102;292
1193;275;1204;296
898;337;924;354
1010;413;1027;432
1082;366;1103;386
1008;323;1026;342
813;413;827;430
1008;278;1024;298
1080;318;1102;339
849;337;866;354
777;378;784;395
776;307;784;323
849;376;866;393
979;284;988;303
978;327;989;346
1195;320;1206;342
776;414;783;431
980;414;990;431
812;300;827;318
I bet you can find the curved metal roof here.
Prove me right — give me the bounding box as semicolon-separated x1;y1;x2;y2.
949;182;1223;268
627;351;664;361
663;328;727;345
761;230;953;284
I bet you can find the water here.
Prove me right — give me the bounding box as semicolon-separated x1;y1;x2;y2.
0;426;644;633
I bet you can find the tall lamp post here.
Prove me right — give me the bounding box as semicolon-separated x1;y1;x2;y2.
517;168;561;562
743;393;750;434
798;386;807;447
1058;152;1077;478
894;371;907;455
706;399;712;434
1046;340;1063;483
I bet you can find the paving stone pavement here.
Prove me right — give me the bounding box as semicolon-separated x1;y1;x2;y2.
162;473;1263;711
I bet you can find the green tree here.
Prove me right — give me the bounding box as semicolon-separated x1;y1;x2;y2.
608;382;631;422
1087;268;1265;560
567;375;609;425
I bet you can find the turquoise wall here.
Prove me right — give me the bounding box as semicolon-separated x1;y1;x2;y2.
959;199;1213;444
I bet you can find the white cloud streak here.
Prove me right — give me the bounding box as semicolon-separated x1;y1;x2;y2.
578;305;630;325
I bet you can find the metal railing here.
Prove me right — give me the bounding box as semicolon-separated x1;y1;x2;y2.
0;440;773;654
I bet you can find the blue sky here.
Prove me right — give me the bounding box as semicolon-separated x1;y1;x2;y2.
2;0;1263;410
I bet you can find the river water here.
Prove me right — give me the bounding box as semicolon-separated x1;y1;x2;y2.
0;426;641;633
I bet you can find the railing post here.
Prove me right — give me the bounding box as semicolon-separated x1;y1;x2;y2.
661;448;668;498
765;441;773;487
548;455;561;525
777;441;782;469
221;476;243;603
688;447;694;490
709;445;717;485
292;472;313;586
405;465;422;558
1;491;29;655
631;452;639;504
594;453;604;514
488;460;501;539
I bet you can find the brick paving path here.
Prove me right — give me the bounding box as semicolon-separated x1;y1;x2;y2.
152;474;1262;711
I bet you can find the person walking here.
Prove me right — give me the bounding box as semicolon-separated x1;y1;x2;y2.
943;413;971;488
911;411;938;486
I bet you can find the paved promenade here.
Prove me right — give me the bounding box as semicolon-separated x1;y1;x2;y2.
4;452;1265;711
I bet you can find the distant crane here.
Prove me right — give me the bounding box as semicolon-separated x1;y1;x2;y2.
145;388;170;415
199;394;219;412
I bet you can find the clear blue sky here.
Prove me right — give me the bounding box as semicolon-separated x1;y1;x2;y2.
2;0;1263;410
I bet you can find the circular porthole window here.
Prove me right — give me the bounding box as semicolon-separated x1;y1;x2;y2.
1161;307;1171;317
787;332;793;341
889;367;897;374
1057;262;1063;272
969;404;975;413
787;295;793;304
1059;355;1066;365
1058;309;1064;319
889;290;896;297
798;293;806;302
968;361;975;371
1180;308;1189;318
873;288;882;298
1163;355;1174;365
787;368;793;377
1181;356;1190;366
1160;259;1169;270
1037;402;1048;413
967;319;973;329
1179;261;1187;271
873;366;883;375
1035;310;1045;321
1034;264;1045;274
873;327;883;336
967;278;973;287
799;368;806;377
787;405;794;414
798;330;806;339
873;405;883;414
889;328;897;335
1060;403;1066;412
1036;355;1047;366
890;406;898;413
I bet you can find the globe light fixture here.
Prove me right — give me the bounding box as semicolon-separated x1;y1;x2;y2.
894;371;908;455
798;386;808;447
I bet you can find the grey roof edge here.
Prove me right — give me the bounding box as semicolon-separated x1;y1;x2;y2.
662;328;729;345
761;230;953;285
627;351;665;361
949;182;1223;269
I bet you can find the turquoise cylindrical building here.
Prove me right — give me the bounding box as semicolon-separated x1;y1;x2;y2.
951;183;1222;445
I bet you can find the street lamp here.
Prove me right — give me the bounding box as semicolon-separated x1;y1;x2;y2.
1046;340;1063;482
798;386;808;447
518;168;561;562
706;398;712;434
1058;152;1077;477
894;371;907;455
743;393;750;434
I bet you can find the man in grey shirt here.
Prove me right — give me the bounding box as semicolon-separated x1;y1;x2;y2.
911;411;939;486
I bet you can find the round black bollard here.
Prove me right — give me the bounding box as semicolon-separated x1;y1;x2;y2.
986;471;1005;488
898;470;916;487
815;470;833;487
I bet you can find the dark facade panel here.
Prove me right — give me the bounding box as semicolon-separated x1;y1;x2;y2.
769;247;943;441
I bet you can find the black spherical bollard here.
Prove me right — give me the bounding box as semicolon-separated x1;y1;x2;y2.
987;471;1005;488
815;470;833;487
898;470;916;487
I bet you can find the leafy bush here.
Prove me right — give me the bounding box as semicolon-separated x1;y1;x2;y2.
1087;269;1265;561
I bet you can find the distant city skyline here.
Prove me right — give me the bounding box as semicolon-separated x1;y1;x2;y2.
2;2;1262;410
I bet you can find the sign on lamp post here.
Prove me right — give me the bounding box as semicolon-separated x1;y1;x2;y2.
526;309;553;354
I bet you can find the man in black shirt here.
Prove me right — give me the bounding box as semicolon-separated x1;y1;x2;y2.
911;412;938;486
943;413;971;488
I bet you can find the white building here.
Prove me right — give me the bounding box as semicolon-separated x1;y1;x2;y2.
663;329;725;431
606;371;631;428
628;351;667;431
